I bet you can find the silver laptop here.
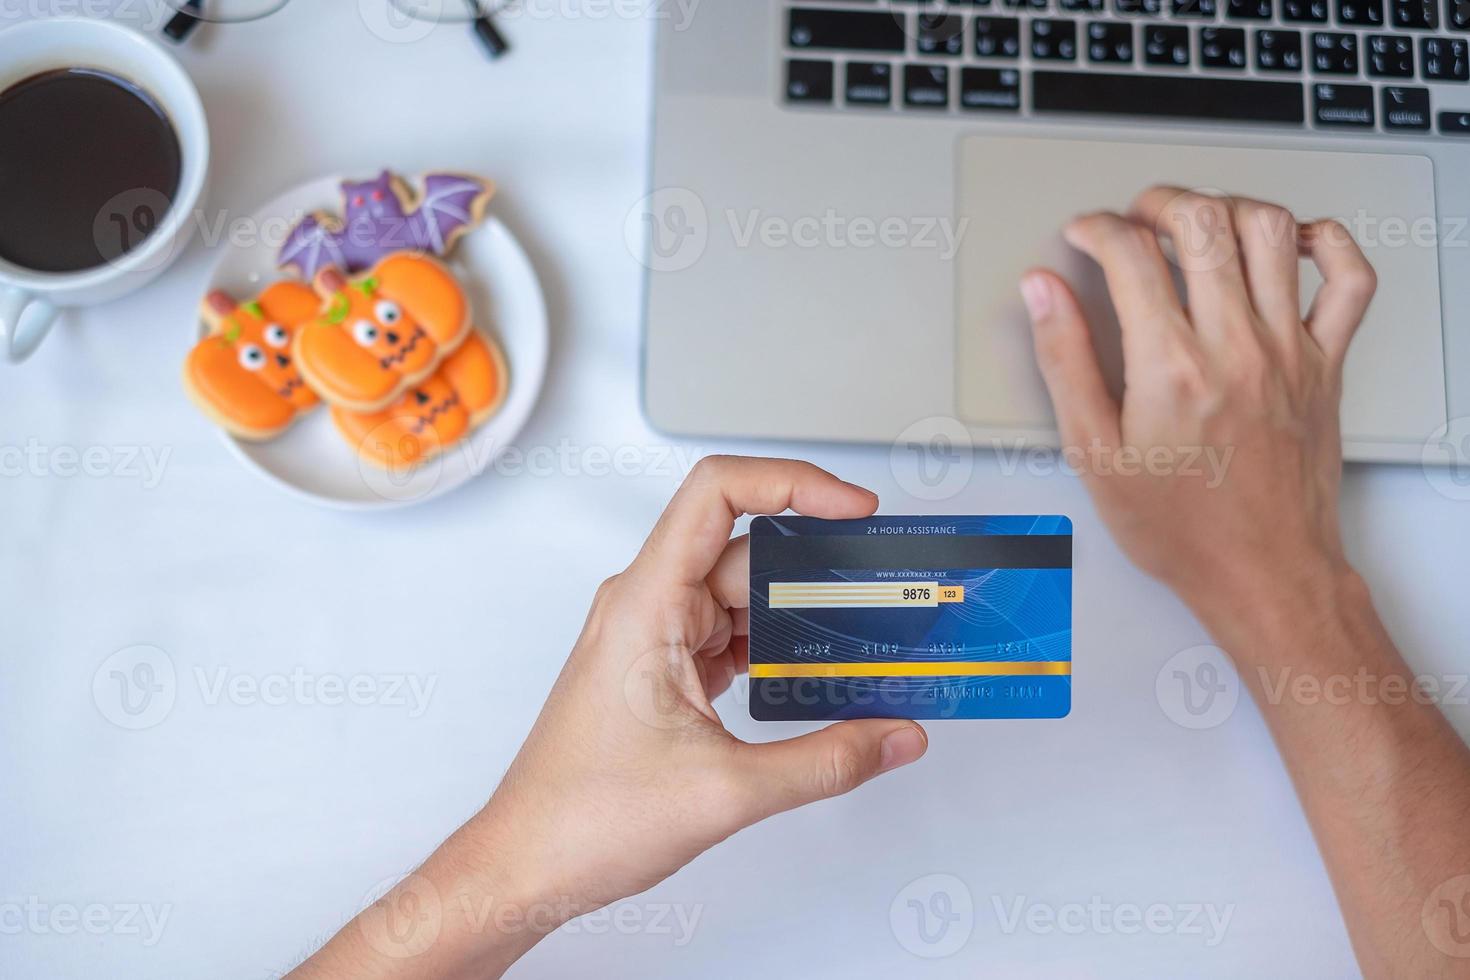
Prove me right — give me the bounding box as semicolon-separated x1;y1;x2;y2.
640;0;1470;465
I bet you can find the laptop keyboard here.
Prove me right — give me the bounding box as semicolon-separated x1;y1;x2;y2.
783;0;1470;135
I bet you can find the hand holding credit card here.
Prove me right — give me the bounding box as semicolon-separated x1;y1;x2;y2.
750;516;1073;721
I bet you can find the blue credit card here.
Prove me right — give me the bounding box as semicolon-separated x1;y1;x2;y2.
748;516;1072;721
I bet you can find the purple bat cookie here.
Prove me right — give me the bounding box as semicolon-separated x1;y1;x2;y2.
277;171;494;280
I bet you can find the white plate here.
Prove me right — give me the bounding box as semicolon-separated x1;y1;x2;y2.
197;177;548;510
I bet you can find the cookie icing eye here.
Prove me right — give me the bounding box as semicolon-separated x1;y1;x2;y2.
238;344;267;371
263;324;289;349
374;300;402;326
351;195;365;207
371;189;385;202
352;320;379;347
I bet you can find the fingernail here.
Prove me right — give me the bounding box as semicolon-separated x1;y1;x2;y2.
1020;274;1053;321
878;726;928;773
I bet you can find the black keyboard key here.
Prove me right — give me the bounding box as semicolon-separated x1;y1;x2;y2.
1382;85;1432;128
1115;0;1164;14
1450;0;1470;29
1001;0;1049;9
845;62;893;104
786;60;834;102
960;67;1022;109
974;16;1023;56
905;65;951;107
1366;34;1415;73
1061;0;1107;10
1283;0;1329;20
1031;18;1079;58
918;13;966;54
1336;0;1385;22
1201;26;1249;65
1032;70;1304;121
1228;0;1273;17
789;8;907;52
1175;0;1221;14
1144;23;1193;63
1088;21;1135;60
1391;0;1439;27
1257;29;1305;69
1440;109;1470;133
1312;31;1360;71
1313;81;1375;124
1421;36;1470;78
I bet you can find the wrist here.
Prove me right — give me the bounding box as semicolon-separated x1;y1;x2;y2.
425;807;572;972
318;810;561;980
1181;555;1373;670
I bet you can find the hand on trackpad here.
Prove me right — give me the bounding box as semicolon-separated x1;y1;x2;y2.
953;135;1444;442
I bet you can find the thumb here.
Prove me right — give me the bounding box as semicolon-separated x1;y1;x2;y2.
736;720;928;822
1020;268;1120;452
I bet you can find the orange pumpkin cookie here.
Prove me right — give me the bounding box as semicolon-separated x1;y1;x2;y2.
292;253;473;413
330;329;510;470
183;283;321;440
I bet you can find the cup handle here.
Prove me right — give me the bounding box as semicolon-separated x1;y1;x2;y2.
0;285;58;364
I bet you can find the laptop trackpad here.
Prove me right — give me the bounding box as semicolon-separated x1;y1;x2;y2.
954;136;1446;444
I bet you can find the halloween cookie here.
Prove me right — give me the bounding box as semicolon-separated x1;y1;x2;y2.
292;253;474;414
330;329;509;470
183;283;321;440
277;171;494;281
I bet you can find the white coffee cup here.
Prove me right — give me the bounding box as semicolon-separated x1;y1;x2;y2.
0;17;209;364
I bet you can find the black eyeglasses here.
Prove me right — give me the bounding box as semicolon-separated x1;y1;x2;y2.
162;0;511;59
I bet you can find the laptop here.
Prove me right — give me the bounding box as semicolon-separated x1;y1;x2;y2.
640;0;1470;465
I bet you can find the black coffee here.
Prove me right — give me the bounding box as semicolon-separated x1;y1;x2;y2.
0;68;182;273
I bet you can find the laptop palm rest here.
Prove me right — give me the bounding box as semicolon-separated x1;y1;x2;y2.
954;136;1447;444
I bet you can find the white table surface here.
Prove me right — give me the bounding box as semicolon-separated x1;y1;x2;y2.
3;4;1469;977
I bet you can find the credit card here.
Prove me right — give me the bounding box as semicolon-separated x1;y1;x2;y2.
748;516;1072;721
